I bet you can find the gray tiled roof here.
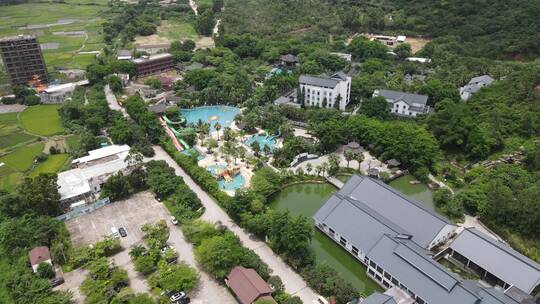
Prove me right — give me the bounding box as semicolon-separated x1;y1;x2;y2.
469;75;494;85
375;89;428;106
337;175;452;248
368;236;483;304
362;293;397;304
450;228;540;293
299;75;340;88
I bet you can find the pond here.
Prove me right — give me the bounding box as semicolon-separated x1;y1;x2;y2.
180;106;240;131
244;134;277;152
269;183;382;295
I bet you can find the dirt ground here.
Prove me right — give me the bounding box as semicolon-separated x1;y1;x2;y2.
43;138;67;153
135;34;171;46
407;37;431;54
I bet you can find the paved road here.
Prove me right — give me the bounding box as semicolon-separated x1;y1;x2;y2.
150;146;320;303
104;85;127;117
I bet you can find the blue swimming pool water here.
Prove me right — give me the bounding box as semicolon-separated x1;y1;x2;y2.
180;106;240;131
207;164;246;191
244;134;277;152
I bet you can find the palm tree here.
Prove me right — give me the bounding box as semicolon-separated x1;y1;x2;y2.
344;150;354;168
315;164;323;176
214;122;222;140
321;162;329;177
306;162;313;175
355;152;364;170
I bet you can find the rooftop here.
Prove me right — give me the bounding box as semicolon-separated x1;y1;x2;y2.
132;53;173;64
299;72;349;88
0;34;37;43
73;144;130;165
450;228;540;294
374;89;429;106
28;246;51;266
227;266;275;304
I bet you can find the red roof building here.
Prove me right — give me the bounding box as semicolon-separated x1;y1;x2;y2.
226;266;276;304
28;246;52;272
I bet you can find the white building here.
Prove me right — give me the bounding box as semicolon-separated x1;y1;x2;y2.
330;52;352;62
373;89;430;117
299;72;351;111
57;145;131;209
39;79;89;104
459;75;495;101
117;49;132;60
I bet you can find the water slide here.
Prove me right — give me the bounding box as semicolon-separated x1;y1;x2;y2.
168;125;191;150
162;114;186;126
159;117;183;151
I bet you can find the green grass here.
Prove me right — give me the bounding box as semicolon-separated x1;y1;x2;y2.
0;143;44;172
29;154;69;177
157;20;200;41
0;131;37;150
0;0;106;70
0;113;19;126
0;172;23;192
20;105;64;136
66;134;81;151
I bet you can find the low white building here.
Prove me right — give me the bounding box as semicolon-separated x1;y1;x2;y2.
330;52;352;62
57;145;131;209
117;49;132;60
299;72;351;111
459;75;494;101
373;89;430;117
39;80;89;104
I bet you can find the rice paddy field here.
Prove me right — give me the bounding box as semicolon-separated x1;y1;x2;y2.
0;0;108;71
0;105;75;192
20;104;64;136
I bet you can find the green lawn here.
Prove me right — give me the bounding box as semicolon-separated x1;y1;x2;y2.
66;134;81;152
0;113;19;126
0;143;44;172
29;154;70;177
0;172;23;193
157;20;200;41
20;105;64;136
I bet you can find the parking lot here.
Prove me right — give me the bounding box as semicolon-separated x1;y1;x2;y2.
63;191;236;304
66;191;169;248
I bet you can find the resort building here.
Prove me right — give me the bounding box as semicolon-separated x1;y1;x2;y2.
460;75;495;101
133;53;175;77
39;80;89;104
278;54;300;69
57;145;131;209
226;266;276;304
373;89;430;117
0;35;48;85
117;49;132;60
447;227;540;294
299;72;351;111
314;175;539;304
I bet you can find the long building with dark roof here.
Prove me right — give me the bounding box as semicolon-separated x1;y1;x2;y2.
314;175;539;304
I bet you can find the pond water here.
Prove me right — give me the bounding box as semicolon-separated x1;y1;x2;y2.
269;175;434;295
244;134;277;152
180;106;240;131
269;183;382;295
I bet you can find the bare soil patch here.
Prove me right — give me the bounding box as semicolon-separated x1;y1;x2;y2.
407;37;431;54
135;34;171;46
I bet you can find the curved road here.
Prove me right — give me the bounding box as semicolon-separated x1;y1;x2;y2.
149;146;320;303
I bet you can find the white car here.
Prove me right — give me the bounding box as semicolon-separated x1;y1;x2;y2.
170;292;186;302
171;216;179;225
110;226;120;239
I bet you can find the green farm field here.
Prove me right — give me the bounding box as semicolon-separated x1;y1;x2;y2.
20;104;64;136
0;0;107;70
29;153;70;177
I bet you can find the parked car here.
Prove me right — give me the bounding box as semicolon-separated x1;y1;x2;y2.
50;277;65;287
119;227;127;237
171;216;179;225
160;244;174;254
177;297;190;304
110;226;119;239
170;292;186;302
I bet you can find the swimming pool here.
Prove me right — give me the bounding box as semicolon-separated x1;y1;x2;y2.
244;134;277;152
180;106;240;131
207;164;246;191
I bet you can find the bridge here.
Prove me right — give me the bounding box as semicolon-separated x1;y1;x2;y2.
326;176;344;189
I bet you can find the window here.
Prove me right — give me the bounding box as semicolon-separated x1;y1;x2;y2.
340;237;347;246
383;281;390;288
370;261;377;268
391;278;398;285
376;266;383;273
352;246;359;256
384;272;391;280
368;269;375;276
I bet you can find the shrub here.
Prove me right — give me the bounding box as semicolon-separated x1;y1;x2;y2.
36;262;55;279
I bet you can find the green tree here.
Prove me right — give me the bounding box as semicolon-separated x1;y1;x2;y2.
196;9;215;36
360;96;390;120
144;77;162;90
36;262;55;279
18;174;61;216
100;173;132;201
149;261;199;293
